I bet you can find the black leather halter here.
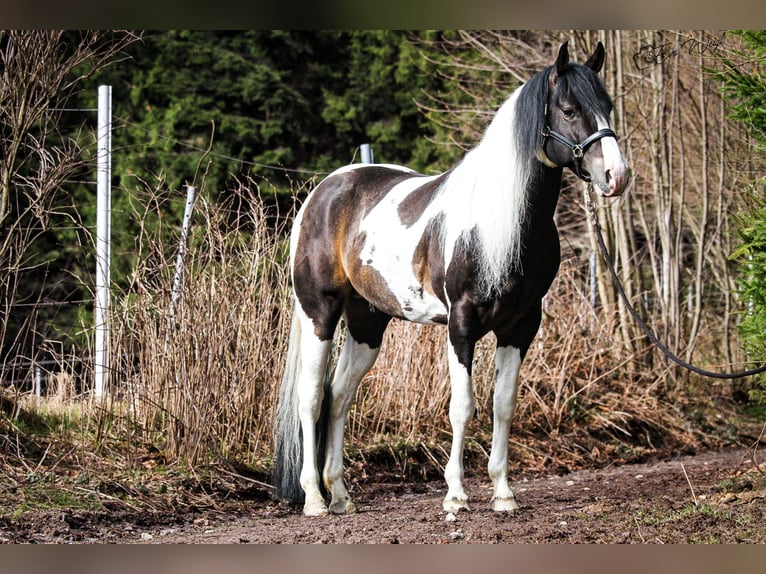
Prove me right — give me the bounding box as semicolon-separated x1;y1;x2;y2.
540;84;617;182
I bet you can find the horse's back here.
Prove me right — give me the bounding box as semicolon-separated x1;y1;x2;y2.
291;164;450;324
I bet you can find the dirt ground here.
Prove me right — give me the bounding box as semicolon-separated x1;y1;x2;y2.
2;447;764;544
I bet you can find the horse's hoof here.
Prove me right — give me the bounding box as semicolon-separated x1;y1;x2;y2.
329;498;357;515
443;497;470;513
491;496;519;512
303;501;329;517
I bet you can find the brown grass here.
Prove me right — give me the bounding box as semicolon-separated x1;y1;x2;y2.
100;179;736;477
111;180;292;465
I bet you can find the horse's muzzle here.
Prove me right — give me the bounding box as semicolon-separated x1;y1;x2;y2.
599;164;631;197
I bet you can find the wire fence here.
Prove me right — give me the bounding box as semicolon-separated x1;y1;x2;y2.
0;95;367;404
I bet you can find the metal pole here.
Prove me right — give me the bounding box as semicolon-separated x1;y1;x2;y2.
169;185;197;326
94;85;112;399
360;143;373;164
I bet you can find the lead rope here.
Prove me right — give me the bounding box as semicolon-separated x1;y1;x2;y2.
584;183;766;380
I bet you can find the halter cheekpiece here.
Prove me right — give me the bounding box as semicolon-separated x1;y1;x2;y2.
540;85;617;182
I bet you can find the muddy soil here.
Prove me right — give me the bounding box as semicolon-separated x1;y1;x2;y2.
2;447;764;544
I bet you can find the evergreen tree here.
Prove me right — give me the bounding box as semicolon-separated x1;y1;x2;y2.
84;31;448;196
721;31;766;396
60;31;452;297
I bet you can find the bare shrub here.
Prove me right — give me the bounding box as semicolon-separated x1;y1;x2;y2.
49;371;75;402
112;179;293;465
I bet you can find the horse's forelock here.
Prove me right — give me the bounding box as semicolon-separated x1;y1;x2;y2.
553;63;613;122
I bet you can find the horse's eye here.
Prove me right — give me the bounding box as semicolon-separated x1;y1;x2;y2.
562;108;576;119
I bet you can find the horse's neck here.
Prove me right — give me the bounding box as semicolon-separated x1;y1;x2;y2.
438;95;532;296
523;166;563;223
445;96;527;222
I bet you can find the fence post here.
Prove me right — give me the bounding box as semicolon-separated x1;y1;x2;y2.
34;364;41;404
94;85;112;399
169;185;197;327
360;143;374;164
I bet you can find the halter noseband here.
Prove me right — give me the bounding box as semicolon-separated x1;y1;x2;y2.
540;89;617;182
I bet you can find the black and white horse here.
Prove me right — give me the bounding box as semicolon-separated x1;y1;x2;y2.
274;41;629;516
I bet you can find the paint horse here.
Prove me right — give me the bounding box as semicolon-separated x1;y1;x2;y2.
274;41;629;516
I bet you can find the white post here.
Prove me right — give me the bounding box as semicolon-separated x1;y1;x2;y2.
94;85;112;399
360;143;373;164
169;185;197;326
34;364;41;403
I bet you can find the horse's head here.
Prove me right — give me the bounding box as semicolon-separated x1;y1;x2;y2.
540;41;630;197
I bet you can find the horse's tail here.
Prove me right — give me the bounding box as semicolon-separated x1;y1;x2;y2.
272;305;333;504
273;307;306;503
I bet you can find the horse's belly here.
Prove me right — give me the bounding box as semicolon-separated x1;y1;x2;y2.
394;287;448;325
353;255;448;325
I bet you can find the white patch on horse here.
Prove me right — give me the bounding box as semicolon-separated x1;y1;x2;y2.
332;162;417;177
440;88;530;298
357;175;448;323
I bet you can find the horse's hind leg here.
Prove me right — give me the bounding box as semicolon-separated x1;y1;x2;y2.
323;334;379;514
323;298;390;514
294;303;335;516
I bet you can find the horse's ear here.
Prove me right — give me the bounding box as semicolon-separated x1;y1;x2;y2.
554;41;569;78
585;41;605;73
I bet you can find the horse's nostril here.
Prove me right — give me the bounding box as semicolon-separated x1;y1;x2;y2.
605;169;612;183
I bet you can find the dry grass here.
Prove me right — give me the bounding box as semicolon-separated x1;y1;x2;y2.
8;178;743;480
110;180;293;465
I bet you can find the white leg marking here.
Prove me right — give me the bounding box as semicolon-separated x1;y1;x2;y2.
294;306;332;516
488;346;522;511
443;342;475;512
324;333;380;514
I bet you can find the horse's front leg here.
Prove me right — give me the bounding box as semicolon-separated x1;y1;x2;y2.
487;345;522;511
443;334;476;513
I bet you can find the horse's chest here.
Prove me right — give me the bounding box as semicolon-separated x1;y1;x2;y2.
483;237;561;325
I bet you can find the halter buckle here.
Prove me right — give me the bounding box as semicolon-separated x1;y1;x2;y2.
539;125;550;148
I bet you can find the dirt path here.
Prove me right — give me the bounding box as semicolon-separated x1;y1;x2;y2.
6;448;760;544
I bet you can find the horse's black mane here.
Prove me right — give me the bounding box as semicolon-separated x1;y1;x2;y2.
514;66;550;163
